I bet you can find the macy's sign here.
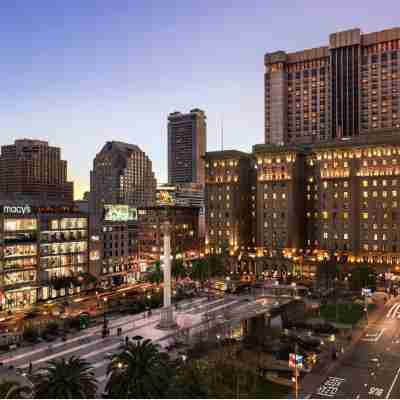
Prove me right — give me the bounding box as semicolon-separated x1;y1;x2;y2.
1;205;32;215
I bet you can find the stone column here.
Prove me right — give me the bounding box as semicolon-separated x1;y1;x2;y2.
157;221;178;330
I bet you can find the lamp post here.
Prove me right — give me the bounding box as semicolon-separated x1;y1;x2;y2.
102;297;108;337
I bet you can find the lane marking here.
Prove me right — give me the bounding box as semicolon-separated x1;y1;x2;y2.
386;366;400;399
362;328;386;342
19;338;106;368
387;303;400;319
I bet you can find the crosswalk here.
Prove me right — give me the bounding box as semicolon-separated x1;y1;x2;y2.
386;303;400;319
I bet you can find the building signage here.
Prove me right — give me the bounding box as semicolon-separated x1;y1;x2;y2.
1;205;32;215
0;205;80;215
104;205;138;222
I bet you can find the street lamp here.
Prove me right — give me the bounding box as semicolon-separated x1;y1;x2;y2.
102;297;108;337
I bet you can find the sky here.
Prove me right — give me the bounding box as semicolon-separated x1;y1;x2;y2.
0;0;399;199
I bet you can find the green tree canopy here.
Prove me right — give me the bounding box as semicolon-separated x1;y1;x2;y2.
105;338;175;398
33;356;97;399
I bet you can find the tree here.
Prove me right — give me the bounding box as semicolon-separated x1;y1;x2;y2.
350;265;377;292
190;259;209;286
207;255;226;277
105;338;174;398
167;359;209;398
33;356;97;398
171;258;187;281
0;380;32;399
316;259;339;291
146;261;163;285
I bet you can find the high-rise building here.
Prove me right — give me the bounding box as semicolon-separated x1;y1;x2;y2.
204;150;253;257
89;141;156;234
0;139;73;203
264;27;400;145
204;131;400;278
89;141;156;285
168;109;207;185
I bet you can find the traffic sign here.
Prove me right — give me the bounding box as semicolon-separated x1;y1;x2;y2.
289;353;303;369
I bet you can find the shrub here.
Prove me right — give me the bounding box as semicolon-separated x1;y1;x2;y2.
23;326;39;343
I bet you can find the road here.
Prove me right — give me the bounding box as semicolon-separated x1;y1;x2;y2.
308;297;400;399
0;295;243;395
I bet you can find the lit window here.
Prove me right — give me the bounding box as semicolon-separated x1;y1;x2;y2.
343;212;349;219
362;212;369;219
363;191;368;198
323;232;328;239
393;190;398;197
344;233;349;240
383;191;388;198
323;181;328;189
322;211;328;219
362;180;368;187
344;192;348;199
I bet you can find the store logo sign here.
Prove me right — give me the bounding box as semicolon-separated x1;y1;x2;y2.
2;205;32;215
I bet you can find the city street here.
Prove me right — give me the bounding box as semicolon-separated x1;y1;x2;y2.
306;298;400;399
0;295;243;395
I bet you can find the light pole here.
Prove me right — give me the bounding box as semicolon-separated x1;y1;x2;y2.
102;297;108;337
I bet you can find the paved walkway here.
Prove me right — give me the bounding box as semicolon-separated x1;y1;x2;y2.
298;295;389;398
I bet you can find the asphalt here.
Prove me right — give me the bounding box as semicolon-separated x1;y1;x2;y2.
301;295;400;399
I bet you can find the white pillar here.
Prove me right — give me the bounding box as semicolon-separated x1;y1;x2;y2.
163;222;172;308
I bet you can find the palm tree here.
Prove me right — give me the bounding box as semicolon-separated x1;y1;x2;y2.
105;338;174;398
190;259;209;287
171;258;187;281
146;261;163;285
0;380;32;399
33;356;97;398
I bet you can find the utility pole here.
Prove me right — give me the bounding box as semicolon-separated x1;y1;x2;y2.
294;342;299;399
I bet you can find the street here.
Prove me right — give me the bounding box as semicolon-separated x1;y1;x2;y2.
0;295;243;395
307;298;400;399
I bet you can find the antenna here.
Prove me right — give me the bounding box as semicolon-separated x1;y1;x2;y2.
221;116;224;151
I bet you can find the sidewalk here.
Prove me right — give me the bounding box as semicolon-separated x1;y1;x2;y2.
298;297;387;398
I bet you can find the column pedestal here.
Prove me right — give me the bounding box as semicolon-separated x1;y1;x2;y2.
157;305;178;330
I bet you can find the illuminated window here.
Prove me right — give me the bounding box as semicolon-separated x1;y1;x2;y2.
344;181;349;188
383;191;388;198
322;211;328;219
362;212;369;219
343;212;349;219
323;181;328;189
323;232;328;239
362;180;368;187
282;193;286;199
383;180;387;187
374;233;378;241
373;191;378;198
344;192;349;199
344;233;349;240
363;191;368;198
393;190;398;197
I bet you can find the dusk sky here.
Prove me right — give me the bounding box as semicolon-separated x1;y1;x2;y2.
1;1;399;199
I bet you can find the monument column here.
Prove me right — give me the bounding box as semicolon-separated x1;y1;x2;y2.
157;221;178;330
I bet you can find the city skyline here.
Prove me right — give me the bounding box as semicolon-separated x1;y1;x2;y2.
1;1;399;199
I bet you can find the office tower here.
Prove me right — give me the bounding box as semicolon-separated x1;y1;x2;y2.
90;141;156;233
89;141;156;284
204;150;253;258
265;27;400;145
168;109;207;185
0;139;73;203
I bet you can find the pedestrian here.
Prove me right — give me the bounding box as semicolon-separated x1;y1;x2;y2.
28;361;32;375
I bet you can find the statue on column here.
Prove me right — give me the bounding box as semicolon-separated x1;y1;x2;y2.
157;221;178;330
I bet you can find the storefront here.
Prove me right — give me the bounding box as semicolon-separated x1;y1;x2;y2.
1;286;39;311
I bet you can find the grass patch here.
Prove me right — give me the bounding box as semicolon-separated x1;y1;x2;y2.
251;378;290;399
320;302;375;325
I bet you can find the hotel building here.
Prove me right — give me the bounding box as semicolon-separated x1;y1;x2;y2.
265;27;400;145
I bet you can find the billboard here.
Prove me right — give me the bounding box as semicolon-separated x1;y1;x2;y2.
156;190;176;206
104;205;137;221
